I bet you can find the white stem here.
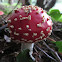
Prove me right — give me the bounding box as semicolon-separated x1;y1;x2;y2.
21;42;35;61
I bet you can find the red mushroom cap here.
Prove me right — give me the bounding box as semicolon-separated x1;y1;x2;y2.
0;11;4;15
8;5;53;43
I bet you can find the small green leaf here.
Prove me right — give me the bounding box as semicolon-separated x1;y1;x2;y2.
52;41;62;53
55;41;62;53
16;49;35;62
48;9;61;21
58;15;62;22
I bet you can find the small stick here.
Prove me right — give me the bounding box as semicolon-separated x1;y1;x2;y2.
35;44;57;62
42;41;62;62
47;37;56;42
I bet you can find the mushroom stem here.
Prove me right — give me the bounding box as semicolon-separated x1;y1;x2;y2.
21;42;35;61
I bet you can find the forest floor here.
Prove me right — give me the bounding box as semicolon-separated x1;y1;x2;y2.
0;19;62;62
0;4;62;62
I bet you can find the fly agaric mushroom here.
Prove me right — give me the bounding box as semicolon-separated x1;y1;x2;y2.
0;11;4;15
8;5;53;61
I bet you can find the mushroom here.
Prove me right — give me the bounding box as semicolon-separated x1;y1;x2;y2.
8;5;53;61
0;11;4;15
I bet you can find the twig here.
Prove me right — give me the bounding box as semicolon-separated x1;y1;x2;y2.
33;47;40;62
47;37;56;42
53;29;62;31
42;40;62;62
34;47;41;59
34;47;38;53
35;45;57;62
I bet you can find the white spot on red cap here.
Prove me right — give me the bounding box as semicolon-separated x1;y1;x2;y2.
22;17;26;19
35;38;38;40
19;15;22;17
33;33;37;36
8;20;11;23
10;25;14;28
48;32;51;36
14;32;16;35
14;18;17;21
40;31;45;37
28;29;31;31
37;23;42;27
18;27;22;30
26;25;29;28
23;33;29;36
36;9;41;14
46;27;50;31
20;18;23;20
20;15;31;20
36;10;40;14
47;20;52;26
28;40;33;42
41;31;43;33
35;37;39;40
40;31;43;34
50;30;52;33
16;33;19;36
28;15;31;20
43;17;45;22
14;32;19;36
33;7;36;10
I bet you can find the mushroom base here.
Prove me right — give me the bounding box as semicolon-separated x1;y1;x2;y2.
21;42;35;61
